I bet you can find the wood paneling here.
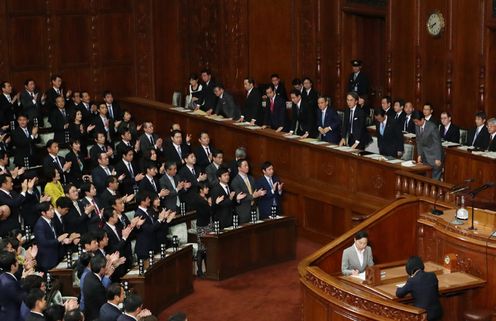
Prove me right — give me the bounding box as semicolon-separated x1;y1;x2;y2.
0;0;151;101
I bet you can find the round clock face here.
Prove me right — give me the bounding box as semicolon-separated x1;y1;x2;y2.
444;255;450;265
427;12;445;36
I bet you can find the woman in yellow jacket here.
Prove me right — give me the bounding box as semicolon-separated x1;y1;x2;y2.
44;168;64;207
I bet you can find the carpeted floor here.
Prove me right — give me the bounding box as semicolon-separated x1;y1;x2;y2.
159;237;321;321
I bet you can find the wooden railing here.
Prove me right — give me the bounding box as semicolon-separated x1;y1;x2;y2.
395;170;455;203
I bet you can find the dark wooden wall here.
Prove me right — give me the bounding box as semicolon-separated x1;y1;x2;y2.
155;0;496;128
0;0;155;101
2;0;495;127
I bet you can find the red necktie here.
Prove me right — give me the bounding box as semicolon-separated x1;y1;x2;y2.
270;98;275;113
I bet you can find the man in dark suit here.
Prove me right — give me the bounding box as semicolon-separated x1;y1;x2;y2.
33;202;70;272
255;161;283;219
200;69;218;113
103;209;132;279
42;140;71;184
138;162;168;200
178;151;208;209
90;132;115;168
115;129;138;160
77;91;97;125
138;122;163;156
380;96;396;119
231;159;265;223
263;84;286;131
0;251;23;321
205;149;224;185
214;84;241;120
159;161;189;211
316;96;341;144
91;153;123;195
24;288;47;321
20;176;42;229
79;182;105;231
439;112;460;143
422;103;439;127
0;174;33;237
289;90;316;137
99;283;124;321
340;92;372;150
103;90;123;121
83;255;108;321
210;167;245;228
49;96;70;146
403;102;416;133
413;111;443;180
64;183;91;235
242;78;263;125
301;77;319;114
133;190;171;259
0;81;20;128
45;74;71;115
20;79;44;126
163;130;191;168
115;146;144;196
270;73;288;100
100;176;121;208
348;59;370;96
93;103;116;144
117;294;149;321
466;111;490;149
374;109;404;158
193;131;215;170
12;114;40;167
486;118;496;151
392;99;406;124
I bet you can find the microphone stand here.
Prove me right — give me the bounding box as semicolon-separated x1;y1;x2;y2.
432;179;473;216
467;183;495;231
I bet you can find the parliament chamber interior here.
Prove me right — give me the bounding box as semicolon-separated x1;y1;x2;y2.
0;0;496;321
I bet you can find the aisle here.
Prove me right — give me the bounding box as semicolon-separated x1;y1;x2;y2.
159;237;321;321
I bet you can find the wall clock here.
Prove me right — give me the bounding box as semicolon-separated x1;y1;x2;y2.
426;11;445;37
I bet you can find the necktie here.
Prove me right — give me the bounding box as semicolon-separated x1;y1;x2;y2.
270;98;275;113
243;176;253;195
61;109;66;118
6;95;11;103
191;167;196;176
321;111;325;127
149;135;154;145
56;89;60;95
146;209;154;223
104;167;111;175
205;146;211;157
108;105;114;119
30;92;34;99
380;122;385;136
350;109;354;134
112;225;120;240
54;157;62;170
420;126;424;135
74;202;82;216
177;146;182;158
49;221;57;238
127;162;134;178
472;128;480;145
353;73;358;81
101;145;107;152
92;199;101;218
404;117;409;131
150;179;157;191
24;128;29;138
225;185;230;195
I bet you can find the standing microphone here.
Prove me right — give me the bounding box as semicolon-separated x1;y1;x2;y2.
431;178;474;216
467;182;495;230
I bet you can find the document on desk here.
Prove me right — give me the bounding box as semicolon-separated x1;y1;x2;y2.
351;272;366;281
387;159;403;164
191;109;207;116
442;141;460;147
395;282;406;288
246;125;263;130
284;134;301;139
363;154;387;161
233;122;251;126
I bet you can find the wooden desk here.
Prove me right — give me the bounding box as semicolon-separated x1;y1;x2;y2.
299;197;495;321
201;216;296;280
444;147;496;203
340;262;485;302
121;97;431;242
121;245;194;315
49;260;78;297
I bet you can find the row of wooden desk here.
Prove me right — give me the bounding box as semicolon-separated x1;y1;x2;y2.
49;215;296;315
120;97;431;242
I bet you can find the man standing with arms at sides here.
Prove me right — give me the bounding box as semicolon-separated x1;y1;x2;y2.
231;159;266;224
412;111;443;180
255;161;283;219
242;77;262;125
263;85;286;132
403;101;416;133
339;92;371;150
374;109;404;158
270;73;287;100
348;59;369;97
290;89;316;138
200;69;217;113
317;97;341;144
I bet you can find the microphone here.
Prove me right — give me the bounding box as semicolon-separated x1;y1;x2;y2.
468;182;495;197
431;178;474;216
